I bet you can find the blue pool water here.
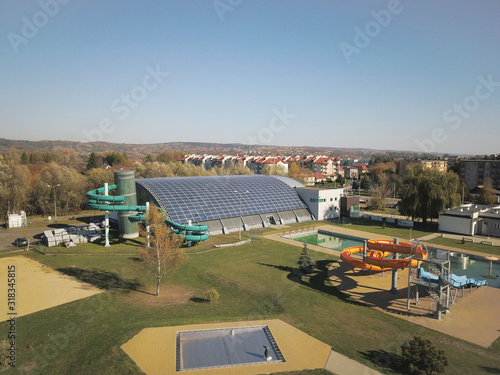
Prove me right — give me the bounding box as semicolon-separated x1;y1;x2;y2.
177;326;284;371
427;249;500;289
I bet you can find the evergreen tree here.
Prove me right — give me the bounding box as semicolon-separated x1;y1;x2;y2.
401;336;448;375
86;152;99;170
20;151;28;164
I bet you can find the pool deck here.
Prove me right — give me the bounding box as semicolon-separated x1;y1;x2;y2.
121;319;334;375
266;224;500;348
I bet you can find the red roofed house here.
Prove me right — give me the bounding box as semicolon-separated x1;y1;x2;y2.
312;173;327;183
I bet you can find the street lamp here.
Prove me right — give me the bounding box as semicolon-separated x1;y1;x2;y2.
47;184;60;226
233;190;249;241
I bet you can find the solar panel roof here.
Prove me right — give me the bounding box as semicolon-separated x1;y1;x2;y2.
136;175;308;224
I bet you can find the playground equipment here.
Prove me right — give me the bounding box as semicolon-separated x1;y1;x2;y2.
86;170;209;244
340;239;428;272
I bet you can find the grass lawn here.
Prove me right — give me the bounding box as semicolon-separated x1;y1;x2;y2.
325;220;431;241
0;233;499;374
426;236;500;257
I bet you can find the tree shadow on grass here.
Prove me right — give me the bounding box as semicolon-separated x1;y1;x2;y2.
258;260;365;306
190;297;208;303
480;366;500;374
57;267;143;293
358;349;401;373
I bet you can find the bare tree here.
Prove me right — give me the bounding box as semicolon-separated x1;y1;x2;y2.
367;182;391;211
138;205;185;296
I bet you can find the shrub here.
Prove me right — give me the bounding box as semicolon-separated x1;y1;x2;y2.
298;243;316;271
203;288;220;303
401;336;449;375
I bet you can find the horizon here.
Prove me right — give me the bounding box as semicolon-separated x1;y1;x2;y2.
0;136;484;157
2;1;499;155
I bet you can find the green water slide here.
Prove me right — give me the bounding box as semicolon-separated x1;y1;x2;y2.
86;185;209;243
128;214;209;242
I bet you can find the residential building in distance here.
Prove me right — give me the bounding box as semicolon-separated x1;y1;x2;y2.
459;160;500;190
420;159;448;172
179;154;348;179
399;158;448;173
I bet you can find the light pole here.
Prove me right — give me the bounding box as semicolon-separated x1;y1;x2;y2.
233;190;249;241
47;184;60;226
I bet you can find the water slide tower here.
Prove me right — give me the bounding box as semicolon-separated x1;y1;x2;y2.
114;169;139;238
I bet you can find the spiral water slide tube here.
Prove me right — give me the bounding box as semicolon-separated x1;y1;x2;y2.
86;185;209;242
340;239;428;271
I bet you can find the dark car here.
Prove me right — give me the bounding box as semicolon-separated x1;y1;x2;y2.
14;237;28;246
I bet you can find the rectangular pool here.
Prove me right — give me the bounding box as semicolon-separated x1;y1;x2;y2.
177;325;285;371
288;231;364;251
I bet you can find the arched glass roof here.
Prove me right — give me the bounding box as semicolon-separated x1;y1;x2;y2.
136;175;308;224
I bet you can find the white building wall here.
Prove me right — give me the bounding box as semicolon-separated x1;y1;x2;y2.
438;214;475;235
296;188;342;220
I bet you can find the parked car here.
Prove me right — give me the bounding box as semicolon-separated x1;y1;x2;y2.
359;198;367;203
14;237;28;246
92;219;106;228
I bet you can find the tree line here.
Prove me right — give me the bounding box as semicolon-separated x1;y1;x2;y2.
0;150;252;217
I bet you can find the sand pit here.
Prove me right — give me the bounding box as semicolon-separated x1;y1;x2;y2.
0;256;103;322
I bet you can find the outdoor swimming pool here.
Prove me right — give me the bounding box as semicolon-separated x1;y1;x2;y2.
288;231;500;288
177;326;285;371
428;249;500;289
288;231;364;251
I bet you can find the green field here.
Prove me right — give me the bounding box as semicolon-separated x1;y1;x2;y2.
1;230;499;374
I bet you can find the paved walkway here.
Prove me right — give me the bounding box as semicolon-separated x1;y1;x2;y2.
325;351;383;375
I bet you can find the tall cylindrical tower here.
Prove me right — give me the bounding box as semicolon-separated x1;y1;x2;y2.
114;169;139;238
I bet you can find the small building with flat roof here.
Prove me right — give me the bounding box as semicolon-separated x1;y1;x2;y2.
295;187;343;220
439;204;500;236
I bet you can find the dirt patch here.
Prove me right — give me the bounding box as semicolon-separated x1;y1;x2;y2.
121;285;194;307
0;256;103;322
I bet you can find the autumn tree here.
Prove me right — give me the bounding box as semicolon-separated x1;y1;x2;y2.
86;168;114;190
143;161;175;178
288;162;300;180
138;205;186;296
478;178;496;205
367;182;391;211
262;164;287;176
227;161;252;175
104;151;129;167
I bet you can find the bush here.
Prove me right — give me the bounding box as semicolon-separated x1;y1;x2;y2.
401;336;449;375
298;243;316;271
202;288;219;303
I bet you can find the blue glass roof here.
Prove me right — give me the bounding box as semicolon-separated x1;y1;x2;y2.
136;175;307;224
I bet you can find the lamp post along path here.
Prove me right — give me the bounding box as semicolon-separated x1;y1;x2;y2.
233;190;249;241
47;184;60;226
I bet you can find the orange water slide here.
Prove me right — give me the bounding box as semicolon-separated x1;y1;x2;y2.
340;246;390;271
340;239;428;271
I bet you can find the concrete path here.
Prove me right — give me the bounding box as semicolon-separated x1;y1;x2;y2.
325;350;384;375
416;233;440;241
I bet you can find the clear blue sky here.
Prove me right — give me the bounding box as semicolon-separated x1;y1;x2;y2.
1;1;499;155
